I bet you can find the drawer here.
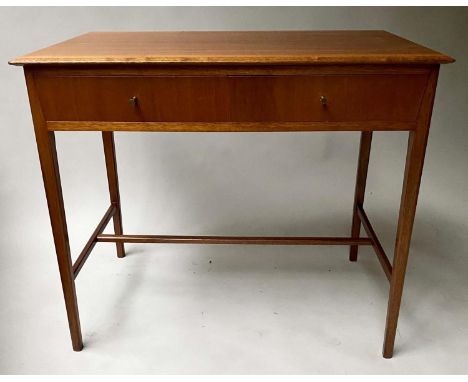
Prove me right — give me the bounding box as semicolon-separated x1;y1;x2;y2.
35;74;429;123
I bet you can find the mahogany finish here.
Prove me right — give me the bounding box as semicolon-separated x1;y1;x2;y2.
9;31;454;65
357;205;393;282
349;132;373;262
11;31;454;359
34;73;428;123
102;132;125;258
383;67;441;358
96;234;373;246
72;204;116;278
23;69;83;351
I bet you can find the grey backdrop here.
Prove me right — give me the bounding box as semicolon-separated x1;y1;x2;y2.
1;7;467;374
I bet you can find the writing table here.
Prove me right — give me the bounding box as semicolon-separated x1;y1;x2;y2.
10;31;454;358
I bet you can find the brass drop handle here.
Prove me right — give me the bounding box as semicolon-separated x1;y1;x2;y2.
128;96;138;106
320;95;328;106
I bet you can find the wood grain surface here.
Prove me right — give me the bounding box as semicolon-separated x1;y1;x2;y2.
35;73;429;123
9;31;454;65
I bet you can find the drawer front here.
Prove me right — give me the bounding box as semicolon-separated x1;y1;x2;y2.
36;74;428;123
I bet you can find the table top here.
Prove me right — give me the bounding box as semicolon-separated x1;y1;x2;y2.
9;30;454;66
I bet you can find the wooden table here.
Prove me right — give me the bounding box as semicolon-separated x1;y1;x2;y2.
10;31;454;358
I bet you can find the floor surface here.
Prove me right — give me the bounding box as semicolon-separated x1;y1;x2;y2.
2;221;467;373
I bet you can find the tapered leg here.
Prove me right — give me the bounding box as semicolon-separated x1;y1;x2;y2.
102;132;125;258
382;129;430;358
25;70;83;351
37;132;83;351
42;133;83;351
382;67;439;358
349;131;373;261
